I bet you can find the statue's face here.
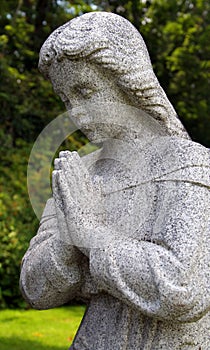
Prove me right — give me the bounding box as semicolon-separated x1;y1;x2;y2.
48;58;131;142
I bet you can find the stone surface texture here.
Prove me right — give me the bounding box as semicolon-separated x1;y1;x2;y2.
20;12;210;349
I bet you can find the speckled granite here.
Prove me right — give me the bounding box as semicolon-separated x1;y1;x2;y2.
20;12;210;349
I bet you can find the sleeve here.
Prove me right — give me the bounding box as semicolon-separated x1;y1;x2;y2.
89;178;210;322
20;197;86;309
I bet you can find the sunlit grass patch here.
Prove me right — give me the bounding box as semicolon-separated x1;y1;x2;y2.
0;305;86;350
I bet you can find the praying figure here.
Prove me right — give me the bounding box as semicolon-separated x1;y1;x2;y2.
20;12;210;349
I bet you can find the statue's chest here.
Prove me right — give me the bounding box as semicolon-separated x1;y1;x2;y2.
90;159;156;237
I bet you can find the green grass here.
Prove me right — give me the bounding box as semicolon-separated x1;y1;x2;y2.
0;305;86;350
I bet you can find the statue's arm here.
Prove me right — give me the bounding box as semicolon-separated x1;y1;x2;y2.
89;180;210;322
20;197;85;309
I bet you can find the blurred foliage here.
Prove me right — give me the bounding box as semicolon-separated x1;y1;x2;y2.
0;0;209;308
0;135;38;308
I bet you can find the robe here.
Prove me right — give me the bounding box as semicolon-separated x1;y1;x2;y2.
20;136;210;349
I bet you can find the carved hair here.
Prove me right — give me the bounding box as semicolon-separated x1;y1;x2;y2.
39;12;189;139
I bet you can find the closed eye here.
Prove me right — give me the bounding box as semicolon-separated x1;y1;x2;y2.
80;88;94;99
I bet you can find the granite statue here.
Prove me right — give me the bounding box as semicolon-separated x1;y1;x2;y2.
20;12;210;349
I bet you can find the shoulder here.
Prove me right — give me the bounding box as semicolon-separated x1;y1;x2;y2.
147;136;210;187
151;136;209;165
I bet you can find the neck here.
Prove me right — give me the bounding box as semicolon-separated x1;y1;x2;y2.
73;102;167;152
